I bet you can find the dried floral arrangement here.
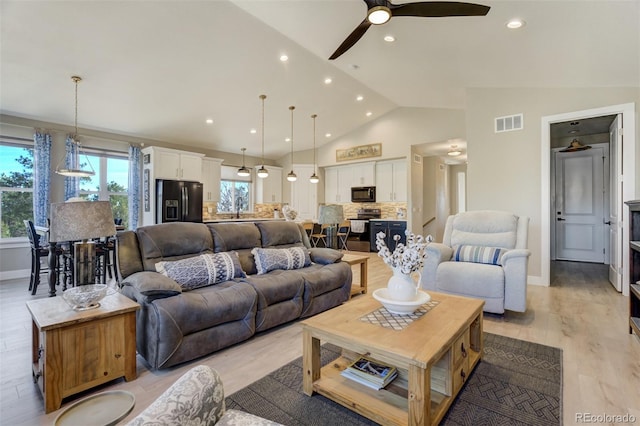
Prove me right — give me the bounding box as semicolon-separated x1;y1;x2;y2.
376;230;432;275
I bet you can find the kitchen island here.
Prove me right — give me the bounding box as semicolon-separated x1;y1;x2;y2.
204;217;285;223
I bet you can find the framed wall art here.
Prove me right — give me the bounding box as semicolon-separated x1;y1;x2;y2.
336;143;382;162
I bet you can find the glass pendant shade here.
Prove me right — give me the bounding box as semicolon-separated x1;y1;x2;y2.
309;113;319;184
55;76;95;178
237;148;251;177
287;105;297;182
257;94;268;178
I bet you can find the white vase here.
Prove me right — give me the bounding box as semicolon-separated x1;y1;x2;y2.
386;268;421;302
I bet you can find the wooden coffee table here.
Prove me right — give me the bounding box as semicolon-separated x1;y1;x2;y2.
301;291;483;426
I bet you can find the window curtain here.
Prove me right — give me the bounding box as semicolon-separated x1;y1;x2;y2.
128;145;141;230
32;132;51;227
63;136;79;200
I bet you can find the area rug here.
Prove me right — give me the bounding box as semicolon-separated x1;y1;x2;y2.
225;333;562;425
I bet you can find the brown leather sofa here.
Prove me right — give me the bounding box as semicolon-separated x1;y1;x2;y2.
116;221;351;369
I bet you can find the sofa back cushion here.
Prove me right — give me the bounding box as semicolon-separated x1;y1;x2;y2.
446;210;518;249
136;222;213;271
116;230;145;279
208;223;262;275
256;221;307;248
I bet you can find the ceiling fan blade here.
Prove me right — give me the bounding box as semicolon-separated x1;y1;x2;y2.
391;1;490;18
329;19;373;60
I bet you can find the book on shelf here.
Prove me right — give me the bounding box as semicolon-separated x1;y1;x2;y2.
340;356;398;389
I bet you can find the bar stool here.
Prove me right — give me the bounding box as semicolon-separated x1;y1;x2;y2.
24;220;50;295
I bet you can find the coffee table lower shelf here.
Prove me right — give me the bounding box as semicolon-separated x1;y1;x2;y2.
312;351;478;426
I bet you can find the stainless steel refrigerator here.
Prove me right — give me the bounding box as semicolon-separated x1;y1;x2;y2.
156;180;203;223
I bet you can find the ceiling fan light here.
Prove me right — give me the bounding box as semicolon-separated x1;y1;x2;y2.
367;6;391;25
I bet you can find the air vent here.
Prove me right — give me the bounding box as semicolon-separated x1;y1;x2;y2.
495;113;523;133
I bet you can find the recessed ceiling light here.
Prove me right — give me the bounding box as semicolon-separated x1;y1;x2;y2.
205;118;213;124
356;95;364;101
280;54;289;62
250;129;257;134
383;35;395;43
325;133;332;138
366;111;373;117
285;137;291;142
324;77;332;84
506;18;525;29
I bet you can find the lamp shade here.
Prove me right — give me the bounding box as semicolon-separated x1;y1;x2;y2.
49;200;116;242
318;205;344;225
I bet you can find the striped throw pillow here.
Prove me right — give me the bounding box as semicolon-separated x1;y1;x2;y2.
453;245;505;265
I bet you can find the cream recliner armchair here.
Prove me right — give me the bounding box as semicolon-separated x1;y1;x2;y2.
420;210;530;314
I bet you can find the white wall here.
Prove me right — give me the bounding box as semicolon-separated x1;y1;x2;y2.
465;87;640;283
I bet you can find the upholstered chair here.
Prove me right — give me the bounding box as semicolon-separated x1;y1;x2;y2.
420;210;530;314
125;365;281;426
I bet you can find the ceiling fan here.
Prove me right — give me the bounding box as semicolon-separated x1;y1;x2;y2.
329;0;491;60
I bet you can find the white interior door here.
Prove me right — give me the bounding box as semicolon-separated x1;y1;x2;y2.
608;115;623;291
555;146;606;262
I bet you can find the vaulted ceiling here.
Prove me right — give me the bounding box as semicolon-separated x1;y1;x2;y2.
1;1;638;160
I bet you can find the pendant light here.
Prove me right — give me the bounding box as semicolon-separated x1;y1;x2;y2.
309;114;319;184
286;105;297;182
237;148;250;177
256;94;269;178
55;75;95;177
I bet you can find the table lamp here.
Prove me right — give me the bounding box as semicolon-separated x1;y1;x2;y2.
318;205;344;249
49;200;116;286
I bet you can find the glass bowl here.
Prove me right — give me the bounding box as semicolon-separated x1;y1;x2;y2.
62;284;109;311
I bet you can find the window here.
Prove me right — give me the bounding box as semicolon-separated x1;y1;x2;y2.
218;165;252;214
78;151;130;228
0;142;34;239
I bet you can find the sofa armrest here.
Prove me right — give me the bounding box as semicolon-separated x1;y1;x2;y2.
420;243;454;290
502;249;531;312
120;271;182;302
125;365;225;426
309;247;344;265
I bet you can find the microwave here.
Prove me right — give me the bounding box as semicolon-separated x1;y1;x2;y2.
351;186;376;203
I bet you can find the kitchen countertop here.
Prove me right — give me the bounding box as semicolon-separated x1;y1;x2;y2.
204;218;285;223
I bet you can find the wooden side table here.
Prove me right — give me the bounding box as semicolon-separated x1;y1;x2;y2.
26;292;140;413
341;253;369;297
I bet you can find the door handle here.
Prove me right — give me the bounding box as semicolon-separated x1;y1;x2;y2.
557;218;566;221
605;221;612;225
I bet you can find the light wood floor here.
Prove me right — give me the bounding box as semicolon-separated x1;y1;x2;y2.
1;254;639;425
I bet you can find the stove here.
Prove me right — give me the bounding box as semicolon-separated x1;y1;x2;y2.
346;209;381;251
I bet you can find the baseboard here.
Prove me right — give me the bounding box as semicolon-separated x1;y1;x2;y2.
527;275;547;286
0;268;30;282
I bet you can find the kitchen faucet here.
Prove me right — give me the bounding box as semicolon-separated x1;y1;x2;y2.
235;197;243;219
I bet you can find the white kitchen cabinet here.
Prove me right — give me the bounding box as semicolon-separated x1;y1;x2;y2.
290;164;317;220
145;146;204;182
324;163;374;203
375;159;407;202
201;157;223;202
351;162;376;186
256;166;283;203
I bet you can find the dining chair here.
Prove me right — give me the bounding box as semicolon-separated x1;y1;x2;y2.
337;220;350;250
310;223;330;248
